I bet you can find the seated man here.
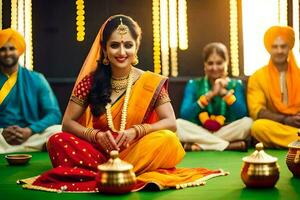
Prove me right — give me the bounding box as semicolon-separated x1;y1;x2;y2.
0;28;62;153
248;26;300;148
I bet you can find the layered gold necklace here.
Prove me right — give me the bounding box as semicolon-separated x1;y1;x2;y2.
106;69;133;132
111;74;129;93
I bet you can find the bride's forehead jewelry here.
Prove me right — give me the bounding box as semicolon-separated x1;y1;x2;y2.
116;18;129;38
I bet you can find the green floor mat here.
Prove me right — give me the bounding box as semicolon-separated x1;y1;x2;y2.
1;149;299;200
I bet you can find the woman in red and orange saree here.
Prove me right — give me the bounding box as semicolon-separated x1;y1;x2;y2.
20;14;226;192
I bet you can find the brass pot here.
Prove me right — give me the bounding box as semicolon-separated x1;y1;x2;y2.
96;150;136;194
241;143;279;188
286;131;300;177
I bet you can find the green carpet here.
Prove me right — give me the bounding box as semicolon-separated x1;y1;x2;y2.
1;149;299;200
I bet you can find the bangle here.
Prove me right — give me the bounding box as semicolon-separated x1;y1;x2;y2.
83;127;97;142
222;89;236;105
133;124;151;139
91;130;100;143
198;95;209;107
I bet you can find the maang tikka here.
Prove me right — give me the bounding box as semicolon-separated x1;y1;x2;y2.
117;18;129;37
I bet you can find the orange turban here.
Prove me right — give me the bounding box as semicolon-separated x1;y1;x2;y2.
0;28;26;55
264;26;295;52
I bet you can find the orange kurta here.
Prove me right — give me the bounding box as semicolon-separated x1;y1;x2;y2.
247;25;300;148
248;57;300;148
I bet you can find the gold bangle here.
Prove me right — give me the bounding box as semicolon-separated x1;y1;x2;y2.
83;127;96;142
141;123;151;135
92;130;102;143
133;125;142;138
133;124;151;139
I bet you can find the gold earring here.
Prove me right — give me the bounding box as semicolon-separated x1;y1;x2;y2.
103;56;110;65
132;55;139;65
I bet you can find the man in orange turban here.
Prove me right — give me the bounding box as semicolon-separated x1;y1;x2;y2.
247;26;300;148
0;28;62;153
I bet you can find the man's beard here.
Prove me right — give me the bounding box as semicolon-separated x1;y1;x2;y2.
272;55;288;66
0;56;19;68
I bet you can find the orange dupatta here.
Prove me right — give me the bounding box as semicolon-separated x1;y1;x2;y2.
267;52;300;115
93;71;167;130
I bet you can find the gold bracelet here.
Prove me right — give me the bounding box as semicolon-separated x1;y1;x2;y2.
133;125;142;138
92;130;101;143
141;124;151;136
133;124;151;139
83;127;97;142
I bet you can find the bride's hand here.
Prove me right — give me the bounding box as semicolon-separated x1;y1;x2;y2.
95;130;119;153
115;128;137;150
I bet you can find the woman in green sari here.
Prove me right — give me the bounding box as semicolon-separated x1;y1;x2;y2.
176;42;252;151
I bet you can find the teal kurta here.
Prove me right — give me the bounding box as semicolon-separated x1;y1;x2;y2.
180;77;248;125
0;65;61;133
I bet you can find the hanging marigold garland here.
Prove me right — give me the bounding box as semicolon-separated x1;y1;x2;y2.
76;0;85;42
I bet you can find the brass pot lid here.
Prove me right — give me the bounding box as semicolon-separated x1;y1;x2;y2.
242;143;277;164
288;131;300;149
98;150;133;172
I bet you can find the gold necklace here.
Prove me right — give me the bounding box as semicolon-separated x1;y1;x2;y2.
106;69;133;132
111;79;128;93
111;74;131;93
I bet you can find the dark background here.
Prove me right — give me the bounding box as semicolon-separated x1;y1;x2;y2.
1;0;294;116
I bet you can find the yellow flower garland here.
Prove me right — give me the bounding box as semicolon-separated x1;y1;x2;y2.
106;69;133;132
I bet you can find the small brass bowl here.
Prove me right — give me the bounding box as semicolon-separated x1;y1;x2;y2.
241;162;279;188
5;154;32;165
96;150;136;194
286;132;300;177
286;146;300;177
241;143;279;188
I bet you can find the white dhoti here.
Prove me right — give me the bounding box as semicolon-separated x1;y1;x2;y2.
176;117;253;151
0;125;62;154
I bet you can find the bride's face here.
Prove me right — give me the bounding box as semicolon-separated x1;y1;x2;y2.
105;30;137;70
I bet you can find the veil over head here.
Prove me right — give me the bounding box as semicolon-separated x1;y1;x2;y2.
74;14;139;87
72;14;137;126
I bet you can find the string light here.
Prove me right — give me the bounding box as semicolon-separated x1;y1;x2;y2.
0;0;2;30
169;0;178;77
76;0;85;42
293;0;300;63
11;0;33;70
229;0;239;76
152;0;161;74
11;0;18;30
178;0;188;50
160;0;169;76
170;48;178;77
17;0;24;66
24;0;33;70
169;0;177;48
153;0;188;76
278;0;287;25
